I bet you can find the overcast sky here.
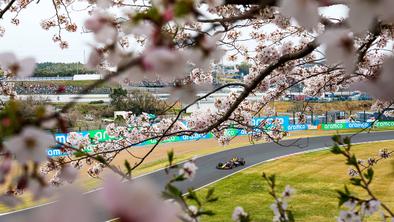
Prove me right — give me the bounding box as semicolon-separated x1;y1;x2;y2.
0;3;348;64
0;1;94;63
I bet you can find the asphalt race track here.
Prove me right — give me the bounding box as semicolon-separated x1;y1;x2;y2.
1;131;393;222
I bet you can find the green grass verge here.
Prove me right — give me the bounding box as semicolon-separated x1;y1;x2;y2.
192;141;394;222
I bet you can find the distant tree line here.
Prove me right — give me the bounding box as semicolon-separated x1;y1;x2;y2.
110;88;167;116
33;62;96;77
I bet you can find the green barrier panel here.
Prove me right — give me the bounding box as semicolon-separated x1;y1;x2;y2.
89;129;114;142
374;121;394;128
162;136;180;143
225;128;239;137
321;123;347;130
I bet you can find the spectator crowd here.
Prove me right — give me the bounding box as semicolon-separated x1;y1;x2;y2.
14;83;112;95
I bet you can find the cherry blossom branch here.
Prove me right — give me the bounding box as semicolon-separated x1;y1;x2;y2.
357;22;382;63
129;82;247;170
123;40;319;171
0;0;16;18
339;145;394;217
51;0;63;37
57;39;320;171
197;6;261;23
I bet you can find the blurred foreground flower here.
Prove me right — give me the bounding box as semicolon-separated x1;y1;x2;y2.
0;52;36;77
4;126;55;164
102;175;180;222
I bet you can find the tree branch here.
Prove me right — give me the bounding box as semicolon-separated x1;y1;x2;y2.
0;0;17;19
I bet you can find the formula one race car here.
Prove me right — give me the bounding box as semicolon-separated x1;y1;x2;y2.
216;157;246;170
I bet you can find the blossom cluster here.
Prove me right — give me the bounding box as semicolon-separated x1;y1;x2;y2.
2;0;394;220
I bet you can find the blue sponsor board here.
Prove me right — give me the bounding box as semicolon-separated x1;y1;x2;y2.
47;148;92;157
346;122;372;129
251;116;289;129
180;133;213;141
47;148;68;157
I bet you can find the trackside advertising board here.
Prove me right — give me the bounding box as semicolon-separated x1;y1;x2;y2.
374;121;394;128
321;123;347;130
48;119;394;157
48;131;215;157
321;122;372;130
287;124;308;131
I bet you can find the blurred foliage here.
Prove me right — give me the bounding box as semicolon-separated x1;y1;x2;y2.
0;99;49;143
237;62;251;76
33;62;96;77
110;88;167;115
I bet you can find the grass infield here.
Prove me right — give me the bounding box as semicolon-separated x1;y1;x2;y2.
192;141;394;222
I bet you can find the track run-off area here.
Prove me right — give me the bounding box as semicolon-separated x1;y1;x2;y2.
1;131;394;222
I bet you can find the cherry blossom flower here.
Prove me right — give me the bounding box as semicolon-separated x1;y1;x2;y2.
58;164;78;183
40;20;56;30
0;52;36;77
96;0;112;8
350;57;394;101
122;21;155;36
232;206;248;222
343;199;358;210
348;0;394;33
282;185;295;199
101;175;179;222
279;0;320;31
273;14;290;29
318;28;356;74
86;48;103;69
361;200;380;216
169;84;198;104
87;163;105;177
218;135;231;146
12;187;97;222
179;160;198;180
142;47;190;80
67;132;90;149
367;157;376;166
3;126;55;164
188;205;198;215
337;210;361;222
0;156;12;184
0;26;5;37
379;149;391;159
190;68;213;85
348;168;358;177
11;18;20;26
59;41;69;49
186;35;224;70
105;123;116;137
40;105;58;129
28;179;53;201
84;10;117;45
65;23;77;32
271;199;288;222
